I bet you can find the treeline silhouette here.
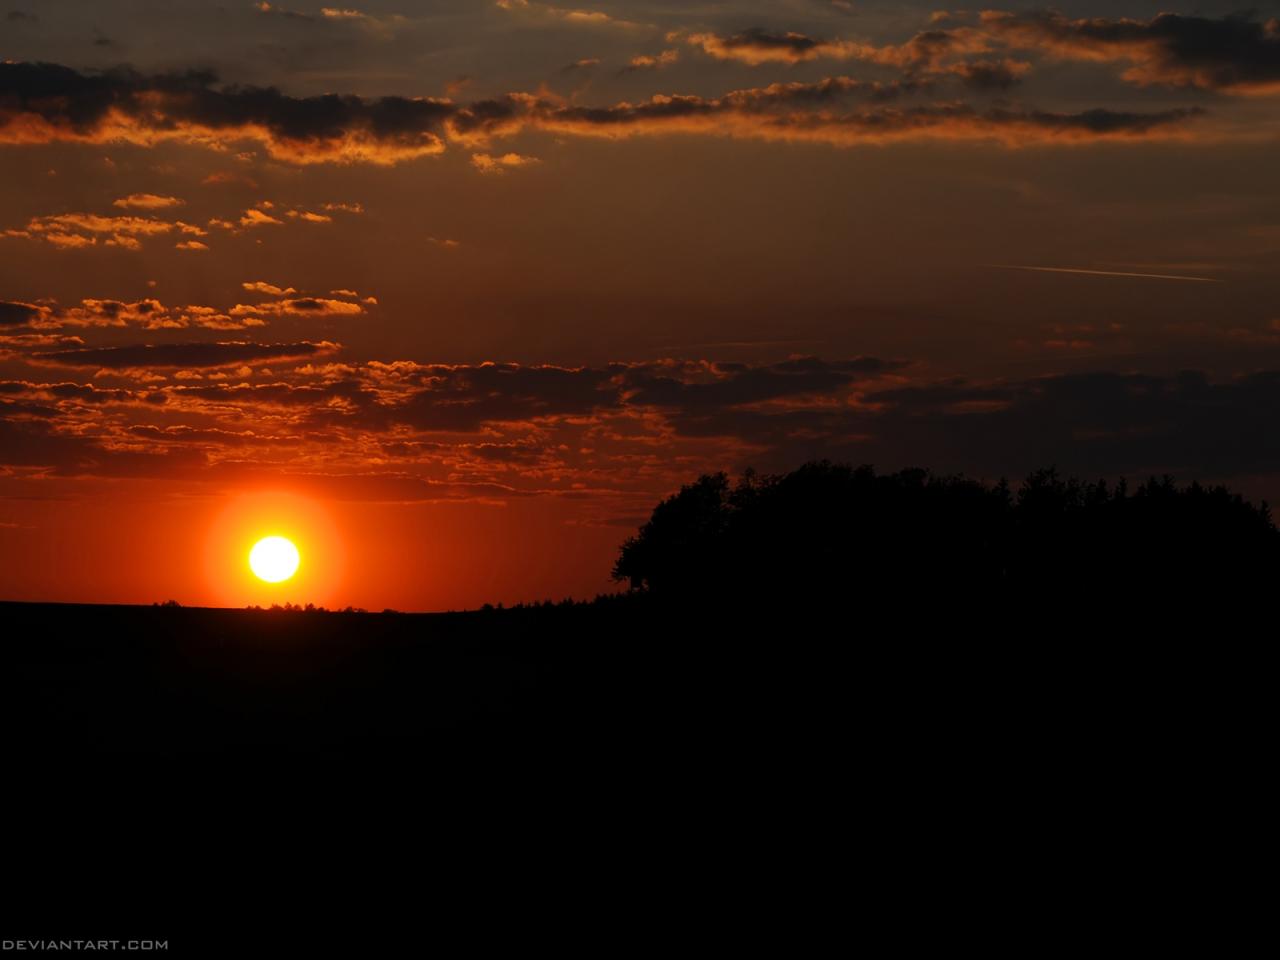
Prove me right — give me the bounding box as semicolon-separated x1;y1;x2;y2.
614;461;1279;610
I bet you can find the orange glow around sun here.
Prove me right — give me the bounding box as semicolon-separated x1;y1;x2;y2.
204;491;345;608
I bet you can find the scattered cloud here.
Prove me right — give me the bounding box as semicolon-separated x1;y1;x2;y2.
113;193;184;209
27;213;177;237
496;1;647;32
202;170;258;187
243;281;297;296
230;298;366;318
286;209;333;223
471;151;540;174
686;29;863;66
239;207;284;228
8;344;1280;508
43;232;97;249
626;49;679;72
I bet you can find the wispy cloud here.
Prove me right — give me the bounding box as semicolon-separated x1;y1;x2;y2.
992;264;1223;283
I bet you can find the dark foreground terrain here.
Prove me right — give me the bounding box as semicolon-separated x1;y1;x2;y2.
1;592;1266;949
5;460;1272;948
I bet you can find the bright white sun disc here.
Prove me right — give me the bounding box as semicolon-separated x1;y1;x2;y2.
249;536;300;583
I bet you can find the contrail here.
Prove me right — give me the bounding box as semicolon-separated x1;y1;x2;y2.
991;264;1222;283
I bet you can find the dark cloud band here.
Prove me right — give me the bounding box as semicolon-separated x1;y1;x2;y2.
0;60;1209;164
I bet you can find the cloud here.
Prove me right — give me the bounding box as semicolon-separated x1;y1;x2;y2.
348;356;904;435
982;11;1280;94
11;347;1280;503
230;298;365;318
190;315;266;331
620;356;903;412
0;61;455;165
613;364;1280;486
112;193;184;209
0;300;45;327
32;340;340;369
850;370;1280;481
949;58;1031;90
442;76;1201;147
376;361;619;432
285;209;333;223
685;14;1280;96
471;152;540;174
255;1;401;34
683;24;1039;93
61;298;168;328
0;296;281;334
4;297;185;330
242;281;297;296
0;286;372;345
521;95;1203;147
239;208;284;227
496;1;647;31
175;240;209;251
26;213;176;236
41;233;96;249
6;211;211;251
0;407;210;477
202;170;258;187
0;379;152;406
0;334;84;350
625;49;679;72
0;60;1208;168
684;25;996;74
686;29;853;66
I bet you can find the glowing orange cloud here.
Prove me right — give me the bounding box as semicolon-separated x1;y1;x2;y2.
684;26;994;69
113;193;185;210
0;61;1211;167
980;11;1280;94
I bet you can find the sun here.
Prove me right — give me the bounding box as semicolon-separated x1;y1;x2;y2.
249;536;300;583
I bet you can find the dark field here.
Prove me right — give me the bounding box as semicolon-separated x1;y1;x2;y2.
3;593;1261;777
1;593;1264;949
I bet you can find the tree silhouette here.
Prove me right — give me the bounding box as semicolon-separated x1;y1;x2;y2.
614;461;1279;606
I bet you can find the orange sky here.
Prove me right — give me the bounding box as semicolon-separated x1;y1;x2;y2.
4;2;1280;609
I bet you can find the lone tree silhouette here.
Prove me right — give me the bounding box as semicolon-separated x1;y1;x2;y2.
614;461;1279;607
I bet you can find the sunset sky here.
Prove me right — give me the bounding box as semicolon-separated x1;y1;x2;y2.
4;1;1280;609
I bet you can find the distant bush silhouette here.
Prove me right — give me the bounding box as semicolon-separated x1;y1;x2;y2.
614;461;1279;605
